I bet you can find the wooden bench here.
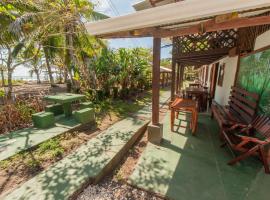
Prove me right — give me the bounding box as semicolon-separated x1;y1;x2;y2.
211;87;260;135
223;115;270;174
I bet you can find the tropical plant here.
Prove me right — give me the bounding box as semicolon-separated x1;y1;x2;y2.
0;0;107;92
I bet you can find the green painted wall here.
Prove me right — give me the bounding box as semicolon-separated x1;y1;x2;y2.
236;48;270;115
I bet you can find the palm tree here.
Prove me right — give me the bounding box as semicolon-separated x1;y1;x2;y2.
2;0;107;89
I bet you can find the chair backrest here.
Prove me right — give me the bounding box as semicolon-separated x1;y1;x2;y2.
228;87;260;124
252;115;270;139
189;83;200;88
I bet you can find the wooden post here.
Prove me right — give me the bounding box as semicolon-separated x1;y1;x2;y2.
152;37;161;125
162;73;165;88
179;65;185;89
176;63;181;94
171;59;176;101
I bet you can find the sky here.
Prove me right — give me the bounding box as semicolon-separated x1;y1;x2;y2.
13;0;172;77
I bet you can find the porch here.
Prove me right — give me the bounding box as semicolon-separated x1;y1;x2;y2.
129;111;270;200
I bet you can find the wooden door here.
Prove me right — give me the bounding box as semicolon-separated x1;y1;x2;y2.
209;63;219;99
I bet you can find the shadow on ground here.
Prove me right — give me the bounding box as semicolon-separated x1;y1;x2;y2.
129;112;270;200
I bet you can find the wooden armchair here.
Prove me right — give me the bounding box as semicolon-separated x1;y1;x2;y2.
222;115;270;173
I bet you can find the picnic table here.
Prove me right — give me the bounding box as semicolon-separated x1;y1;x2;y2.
44;93;85;117
185;87;208;111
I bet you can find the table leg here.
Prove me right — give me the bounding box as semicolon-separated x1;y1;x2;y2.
62;102;72;117
171;109;175;131
192;108;198;134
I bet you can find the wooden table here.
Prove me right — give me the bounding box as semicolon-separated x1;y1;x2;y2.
185;87;208;111
170;98;198;135
44;93;85;117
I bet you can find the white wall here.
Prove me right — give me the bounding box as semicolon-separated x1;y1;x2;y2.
214;56;238;105
254;30;270;50
211;29;270;106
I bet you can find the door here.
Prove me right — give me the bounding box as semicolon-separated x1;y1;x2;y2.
210;63;219;99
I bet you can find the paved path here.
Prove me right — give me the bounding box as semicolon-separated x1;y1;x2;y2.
2;90;171;200
0;116;81;161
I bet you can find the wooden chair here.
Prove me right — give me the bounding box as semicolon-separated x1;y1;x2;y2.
223;115;270;174
211;87;260;136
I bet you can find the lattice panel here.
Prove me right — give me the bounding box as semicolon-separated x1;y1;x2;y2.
173;29;238;56
238;25;270;53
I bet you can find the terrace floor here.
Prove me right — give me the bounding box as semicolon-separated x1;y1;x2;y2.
129;112;270;200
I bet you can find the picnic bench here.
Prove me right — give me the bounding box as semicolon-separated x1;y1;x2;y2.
44;93;85;117
211;87;260;135
223;115;270;174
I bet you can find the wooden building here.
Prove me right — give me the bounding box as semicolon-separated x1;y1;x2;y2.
86;0;270;143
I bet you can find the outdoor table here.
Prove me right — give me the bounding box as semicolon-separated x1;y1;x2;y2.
185;87;208;111
189;83;201;88
44;93;85;117
170;97;198;135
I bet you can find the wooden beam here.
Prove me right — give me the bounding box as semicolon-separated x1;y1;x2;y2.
176;63;180;94
153;15;270;38
171;39;177;101
179;65;185;89
152;37;161;125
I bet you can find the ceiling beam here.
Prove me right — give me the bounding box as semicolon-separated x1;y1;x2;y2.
149;0;181;7
174;48;230;59
98;15;270;38
154;15;270;37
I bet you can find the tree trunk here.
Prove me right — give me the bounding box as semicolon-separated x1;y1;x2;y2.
7;68;13;100
43;46;54;85
35;69;41;84
66;27;76;87
0;69;5;87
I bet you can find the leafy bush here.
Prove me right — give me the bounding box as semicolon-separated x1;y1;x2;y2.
0;98;44;134
38;139;64;159
90;47;151;100
0;89;4;97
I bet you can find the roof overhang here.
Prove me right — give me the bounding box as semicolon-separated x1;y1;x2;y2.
133;0;176;11
86;0;270;38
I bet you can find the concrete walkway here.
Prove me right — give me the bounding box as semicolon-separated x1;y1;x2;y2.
0;116;81;161
129;111;270;200
2;90;171;200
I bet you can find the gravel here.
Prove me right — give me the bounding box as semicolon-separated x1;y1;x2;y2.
76;177;163;200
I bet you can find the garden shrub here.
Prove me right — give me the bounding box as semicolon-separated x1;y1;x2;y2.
0;97;44;134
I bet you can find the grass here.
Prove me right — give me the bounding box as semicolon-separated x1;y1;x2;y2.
95;90;152;124
0;138;65;172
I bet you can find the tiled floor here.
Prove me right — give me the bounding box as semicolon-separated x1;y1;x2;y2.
129;112;270;200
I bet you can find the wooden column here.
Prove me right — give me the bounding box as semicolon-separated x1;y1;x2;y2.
152;37;161;125
171;59;176;101
162;73;165;88
175;63;179;94
179;65;185;89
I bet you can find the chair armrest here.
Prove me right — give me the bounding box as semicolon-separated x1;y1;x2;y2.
236;134;266;145
227;123;248;131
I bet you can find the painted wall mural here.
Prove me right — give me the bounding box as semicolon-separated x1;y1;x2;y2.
236;48;270;115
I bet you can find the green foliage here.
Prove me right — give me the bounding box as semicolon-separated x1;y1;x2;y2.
0;88;4;97
92;47;151;99
38;139;64;158
15;101;35;121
